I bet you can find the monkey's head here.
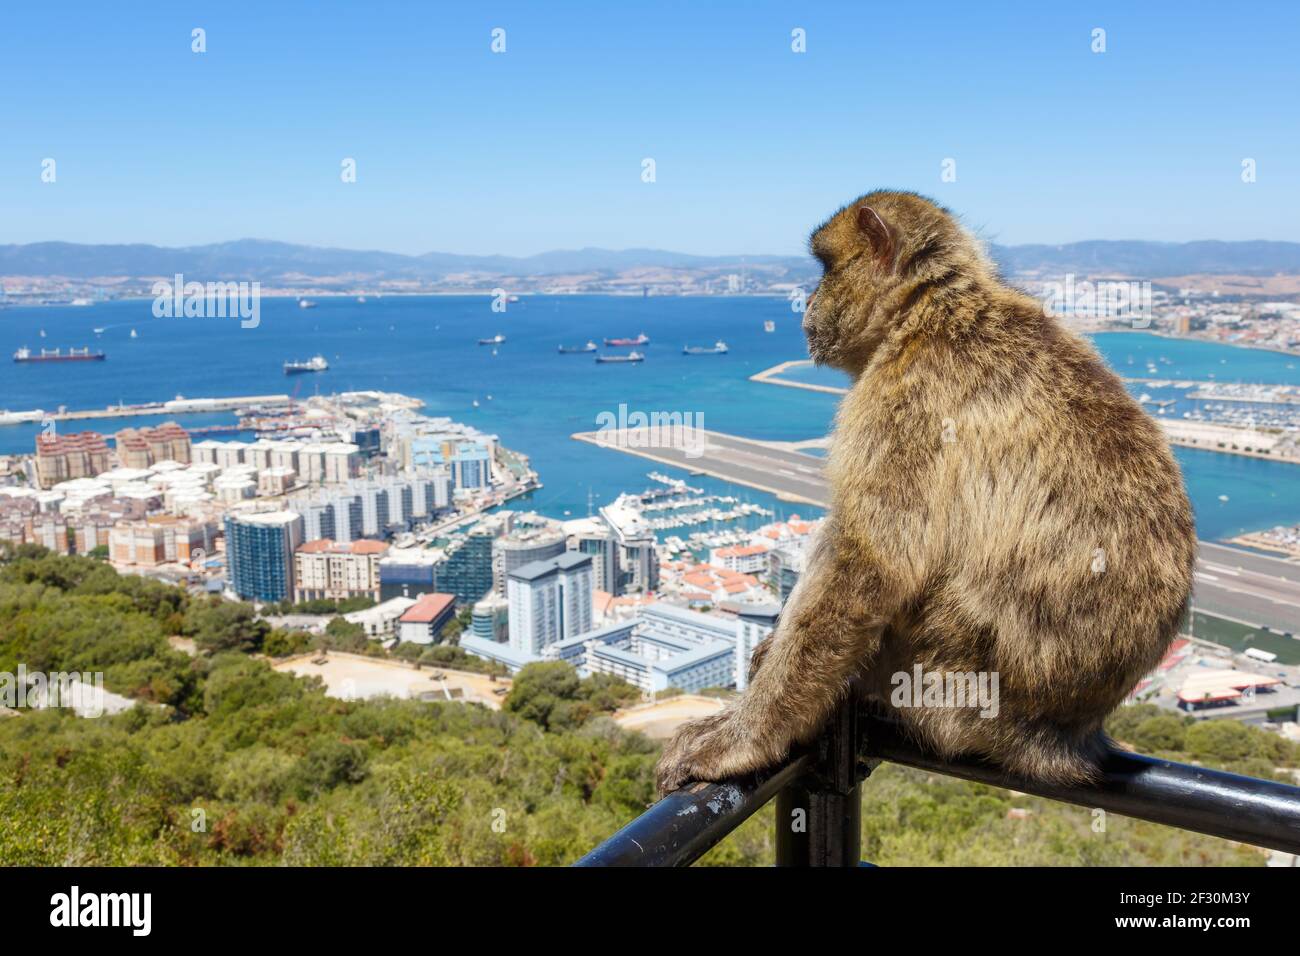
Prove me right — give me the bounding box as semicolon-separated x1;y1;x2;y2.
803;190;990;373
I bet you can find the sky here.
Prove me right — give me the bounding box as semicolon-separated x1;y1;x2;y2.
1;1;1297;256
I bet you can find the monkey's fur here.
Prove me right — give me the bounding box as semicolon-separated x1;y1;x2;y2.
655;191;1196;794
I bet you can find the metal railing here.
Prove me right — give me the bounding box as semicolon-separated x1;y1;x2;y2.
575;693;1300;866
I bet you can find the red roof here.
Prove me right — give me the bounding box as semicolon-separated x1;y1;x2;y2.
297;537;390;556
400;593;456;624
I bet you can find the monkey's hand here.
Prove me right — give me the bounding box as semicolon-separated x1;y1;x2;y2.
654;709;789;796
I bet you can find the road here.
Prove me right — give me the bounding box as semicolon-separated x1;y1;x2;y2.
576;427;1300;635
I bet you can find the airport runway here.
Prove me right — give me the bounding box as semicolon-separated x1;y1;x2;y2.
575;428;1300;636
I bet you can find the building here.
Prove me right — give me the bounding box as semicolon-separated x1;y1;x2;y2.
293;538;389;603
438;526;498;605
600;495;660;593
224;511;304;603
343;595;417;640
397;592;457;645
493;526;566;596
735;604;781;691
113;422;191;468
378;548;443;601
193;438;360;484
343;595;416;640
34;432;111;489
566;516;621;594
769;547;804;603
109;522;167;566
710;543;771;574
507;551;594;654
471;592;510;642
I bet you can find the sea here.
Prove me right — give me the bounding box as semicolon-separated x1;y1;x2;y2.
2;295;1299;542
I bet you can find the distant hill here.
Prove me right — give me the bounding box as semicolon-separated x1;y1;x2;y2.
0;240;812;281
3;238;1300;281
989;240;1300;277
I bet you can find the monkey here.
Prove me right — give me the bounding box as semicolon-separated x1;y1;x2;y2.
655;190;1196;794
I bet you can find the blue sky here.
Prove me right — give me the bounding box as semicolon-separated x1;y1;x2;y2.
1;1;1297;255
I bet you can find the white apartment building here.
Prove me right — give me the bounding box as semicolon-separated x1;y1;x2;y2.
507;551;594;655
293;538;389;602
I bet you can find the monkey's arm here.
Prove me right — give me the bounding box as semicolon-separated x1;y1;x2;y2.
655;526;898;794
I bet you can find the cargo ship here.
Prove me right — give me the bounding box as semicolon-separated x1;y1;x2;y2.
478;334;506;346
595;351;644;364
284;355;329;374
13;346;106;363
558;341;597;354
683;340;728;355
604;332;649;347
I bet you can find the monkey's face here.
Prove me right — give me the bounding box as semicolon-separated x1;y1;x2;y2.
804;191;966;373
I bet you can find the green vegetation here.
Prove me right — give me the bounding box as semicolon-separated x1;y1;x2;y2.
0;549;655;865
0;548;1295;866
263;596;377;616
503;662;641;732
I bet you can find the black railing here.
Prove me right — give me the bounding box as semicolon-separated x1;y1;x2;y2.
576;693;1300;866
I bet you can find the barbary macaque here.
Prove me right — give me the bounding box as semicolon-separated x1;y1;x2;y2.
656;191;1195;793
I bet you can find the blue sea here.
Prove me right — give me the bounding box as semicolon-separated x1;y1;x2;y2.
2;296;1298;541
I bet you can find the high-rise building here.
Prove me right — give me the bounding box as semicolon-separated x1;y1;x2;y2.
600;495;660;594
34;432;111;489
566;516;621;595
437;526;498;606
507;552;593;655
114;422;191;469
770;547;804;603
493;527;566;596
735;604;781;692
224;511;304;602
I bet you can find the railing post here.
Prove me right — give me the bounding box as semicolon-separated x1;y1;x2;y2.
775;684;870;866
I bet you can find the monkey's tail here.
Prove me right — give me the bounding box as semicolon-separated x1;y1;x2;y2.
996;720;1109;787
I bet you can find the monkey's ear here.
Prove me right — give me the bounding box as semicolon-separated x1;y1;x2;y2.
856;205;895;269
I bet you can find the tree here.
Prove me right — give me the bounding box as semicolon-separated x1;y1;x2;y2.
503;662;582;730
186;600;269;654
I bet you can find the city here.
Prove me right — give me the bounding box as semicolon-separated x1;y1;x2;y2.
2;1;1299;921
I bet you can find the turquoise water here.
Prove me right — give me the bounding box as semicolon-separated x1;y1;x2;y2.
2;297;1297;539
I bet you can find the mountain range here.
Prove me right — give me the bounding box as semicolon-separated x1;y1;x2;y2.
3;238;1300;281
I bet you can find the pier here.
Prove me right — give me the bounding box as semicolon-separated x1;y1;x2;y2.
0;394;294;427
749;360;847;395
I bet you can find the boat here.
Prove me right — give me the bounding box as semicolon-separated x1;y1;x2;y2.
478;334;506;346
13;346;106;363
357;296;367;303
604;332;649;347
299;299;316;309
595;351;644;364
558;341;597;354
683;340;728;355
763;320;775;333
284;355;329;374
92;327;106;334
130;329;138;338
